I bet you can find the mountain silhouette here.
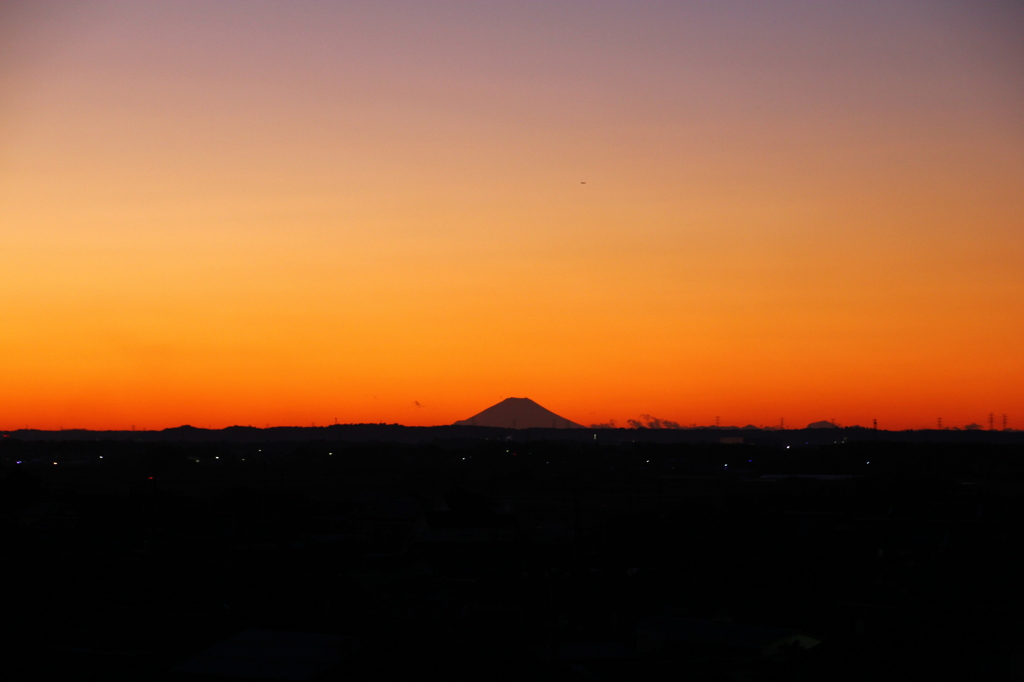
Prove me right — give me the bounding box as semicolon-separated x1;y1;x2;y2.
454;398;583;429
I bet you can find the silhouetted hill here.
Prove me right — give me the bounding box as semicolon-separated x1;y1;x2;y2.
453;397;583;429
3;425;1023;446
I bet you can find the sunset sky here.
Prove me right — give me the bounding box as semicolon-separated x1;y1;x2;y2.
2;1;1022;431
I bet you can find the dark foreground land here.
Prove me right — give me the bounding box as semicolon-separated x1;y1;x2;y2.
3;433;1024;681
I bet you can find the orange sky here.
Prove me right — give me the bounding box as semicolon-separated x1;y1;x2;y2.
2;1;1022;431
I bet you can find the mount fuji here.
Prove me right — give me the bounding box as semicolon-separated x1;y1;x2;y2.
453;398;583;429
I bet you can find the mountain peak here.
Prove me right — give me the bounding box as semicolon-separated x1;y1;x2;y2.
454;397;583;429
